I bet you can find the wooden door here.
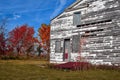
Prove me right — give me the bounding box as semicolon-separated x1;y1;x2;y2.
64;39;71;62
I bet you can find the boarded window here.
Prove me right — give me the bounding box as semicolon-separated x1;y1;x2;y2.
72;35;80;53
73;12;81;26
55;41;61;53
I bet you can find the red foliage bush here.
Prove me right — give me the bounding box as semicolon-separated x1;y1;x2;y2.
53;62;91;70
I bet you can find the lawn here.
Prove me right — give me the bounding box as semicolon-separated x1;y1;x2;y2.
0;60;120;80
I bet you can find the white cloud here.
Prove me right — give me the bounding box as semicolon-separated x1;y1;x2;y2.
18;8;51;13
7;14;21;20
50;0;66;19
13;14;21;19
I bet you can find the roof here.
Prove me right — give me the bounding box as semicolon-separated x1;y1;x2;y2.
66;0;82;9
51;0;82;21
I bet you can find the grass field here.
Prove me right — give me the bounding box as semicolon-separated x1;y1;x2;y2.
0;60;120;80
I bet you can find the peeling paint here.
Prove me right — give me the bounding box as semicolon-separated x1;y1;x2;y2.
50;0;120;65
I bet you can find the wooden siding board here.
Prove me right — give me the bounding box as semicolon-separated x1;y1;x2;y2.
50;0;120;65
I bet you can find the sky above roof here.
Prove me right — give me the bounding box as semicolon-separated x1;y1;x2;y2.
0;0;76;36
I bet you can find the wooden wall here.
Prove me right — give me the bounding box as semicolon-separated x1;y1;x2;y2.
50;0;120;65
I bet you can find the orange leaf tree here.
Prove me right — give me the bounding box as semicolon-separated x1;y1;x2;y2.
9;25;35;55
38;24;50;59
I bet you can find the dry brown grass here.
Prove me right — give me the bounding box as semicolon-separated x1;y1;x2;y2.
0;60;120;80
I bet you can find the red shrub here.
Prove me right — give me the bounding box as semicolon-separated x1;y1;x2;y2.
54;62;91;70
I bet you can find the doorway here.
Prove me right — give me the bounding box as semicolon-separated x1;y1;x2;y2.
64;39;71;62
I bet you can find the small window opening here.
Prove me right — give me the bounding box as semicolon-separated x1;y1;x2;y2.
55;41;61;53
77;19;112;27
73;12;81;26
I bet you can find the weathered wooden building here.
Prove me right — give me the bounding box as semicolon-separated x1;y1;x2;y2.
50;0;120;65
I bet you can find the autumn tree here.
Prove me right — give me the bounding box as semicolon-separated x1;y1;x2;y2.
9;25;35;56
38;24;50;59
0;19;8;56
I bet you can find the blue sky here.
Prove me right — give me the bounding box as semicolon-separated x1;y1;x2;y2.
0;0;76;36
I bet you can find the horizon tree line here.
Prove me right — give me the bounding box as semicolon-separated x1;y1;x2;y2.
0;19;50;59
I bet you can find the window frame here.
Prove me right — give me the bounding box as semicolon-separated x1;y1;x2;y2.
72;35;80;53
73;11;81;26
55;41;61;53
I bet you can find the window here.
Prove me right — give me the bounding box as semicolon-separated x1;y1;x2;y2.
73;12;81;26
77;19;112;27
55;41;61;53
72;35;80;53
